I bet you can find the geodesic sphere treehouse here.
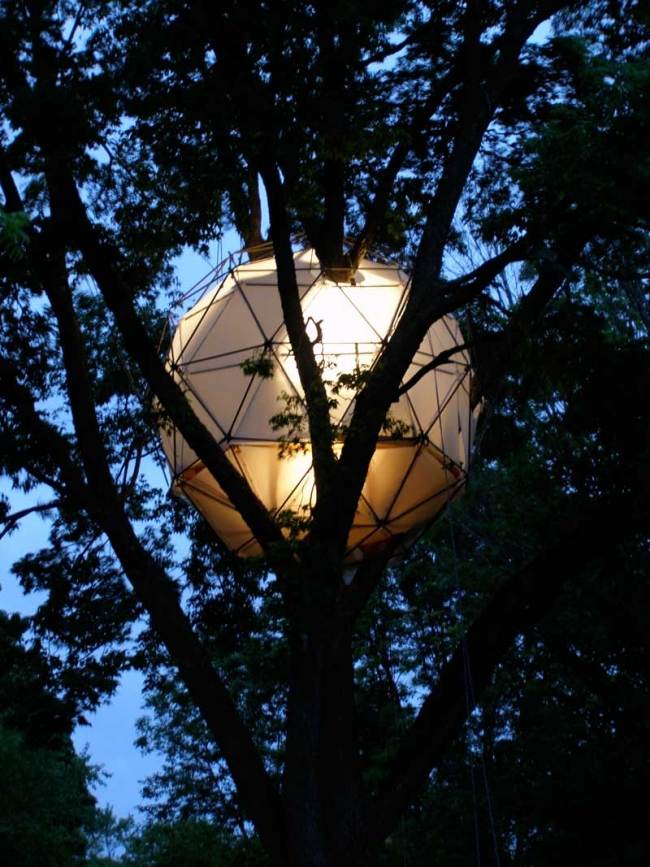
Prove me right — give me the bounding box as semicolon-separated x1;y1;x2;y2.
160;249;477;562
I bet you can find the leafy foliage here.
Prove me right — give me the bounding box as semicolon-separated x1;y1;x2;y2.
0;1;649;865
0;612;100;866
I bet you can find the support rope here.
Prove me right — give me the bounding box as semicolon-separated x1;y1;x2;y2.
437;317;501;867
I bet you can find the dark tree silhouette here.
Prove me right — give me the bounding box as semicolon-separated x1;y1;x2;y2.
1;2;649;865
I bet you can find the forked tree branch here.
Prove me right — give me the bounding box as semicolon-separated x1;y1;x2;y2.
349;0;531;271
362;0;572;285
0;15;289;564
259;161;338;505
348;41;464;269
321;2;570;558
48;166;287;556
0;37;289;838
16;225;289;864
187;4;341;514
397;343;470;397
445;235;534;295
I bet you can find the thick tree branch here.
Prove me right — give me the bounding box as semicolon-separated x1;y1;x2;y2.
446;235;533;294
348;142;410;269
397;343;470;398
348;42;465;268
233;163;267;258
310;8;350;279
260;162;338;512
50;168;286;556
0;358;287;864
187;5;340;516
25;231;288;864
333;74;497;539
470;235;588;408
367;490;650;849
0;33;288;562
322;3;570;556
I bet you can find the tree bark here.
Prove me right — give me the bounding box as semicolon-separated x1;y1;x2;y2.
284;614;367;867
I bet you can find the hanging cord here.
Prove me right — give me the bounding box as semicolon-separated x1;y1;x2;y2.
461;298;502;867
448;507;502;867
437;339;500;865
434;351;484;867
443;356;501;867
447;514;483;867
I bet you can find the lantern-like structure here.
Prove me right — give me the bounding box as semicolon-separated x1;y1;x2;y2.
160;249;477;562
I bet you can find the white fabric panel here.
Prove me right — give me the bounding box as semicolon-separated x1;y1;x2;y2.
241;282;285;339
182;347;261;374
234;357;301;440
361;444;420;520
189;366;254;438
338;283;401;341
161;250;477;561
194;283;265;359
238;444;316;515
387;447;452;525
174;286;235;364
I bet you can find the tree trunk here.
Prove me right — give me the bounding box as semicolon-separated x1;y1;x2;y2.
283;578;368;866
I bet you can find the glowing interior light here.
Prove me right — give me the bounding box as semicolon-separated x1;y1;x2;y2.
160;249;478;562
